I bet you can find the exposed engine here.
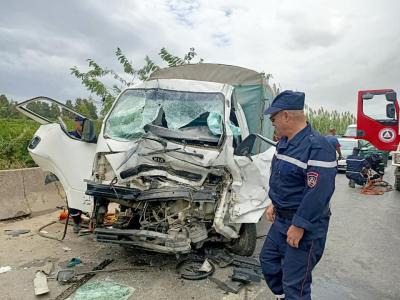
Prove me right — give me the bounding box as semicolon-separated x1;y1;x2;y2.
89;154;232;254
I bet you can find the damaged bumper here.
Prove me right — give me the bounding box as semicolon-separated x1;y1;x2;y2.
94;228;192;254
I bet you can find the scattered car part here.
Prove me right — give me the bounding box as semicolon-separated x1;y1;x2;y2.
209;276;244;294
231;267;262;284
176;258;215;280
34;271;49;295
54;266;146;284
54;259;113;300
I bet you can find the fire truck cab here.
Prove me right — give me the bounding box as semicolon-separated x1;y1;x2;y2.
356;89;400;189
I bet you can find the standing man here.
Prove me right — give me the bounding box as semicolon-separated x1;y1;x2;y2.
325;128;342;160
260;91;337;300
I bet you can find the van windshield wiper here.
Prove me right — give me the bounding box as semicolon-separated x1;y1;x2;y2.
141;147;204;159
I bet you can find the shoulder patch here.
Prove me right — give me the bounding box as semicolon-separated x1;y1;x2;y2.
307;171;319;188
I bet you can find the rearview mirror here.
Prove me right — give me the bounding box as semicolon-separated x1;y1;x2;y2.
234;133;276;156
386;91;397;102
234;134;257;156
82;119;97;143
386;103;396;118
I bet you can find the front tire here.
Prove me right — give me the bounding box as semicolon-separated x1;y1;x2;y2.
229;223;257;256
394;167;400;191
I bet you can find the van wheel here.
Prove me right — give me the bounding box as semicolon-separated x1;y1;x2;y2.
228;223;257;256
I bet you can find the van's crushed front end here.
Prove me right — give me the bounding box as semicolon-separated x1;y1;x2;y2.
88;79;273;255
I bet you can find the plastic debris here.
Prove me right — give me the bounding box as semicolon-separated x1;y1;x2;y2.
0;266;11;273
63;247;72;252
40;230;48;234
66;281;135;300
66;258;82;268
34;271;49;295
41;262;54;275
199;258;213;273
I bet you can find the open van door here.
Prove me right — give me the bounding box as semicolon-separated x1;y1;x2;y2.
16;97;97;213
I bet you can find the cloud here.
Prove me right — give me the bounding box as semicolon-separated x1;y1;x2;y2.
0;0;400;115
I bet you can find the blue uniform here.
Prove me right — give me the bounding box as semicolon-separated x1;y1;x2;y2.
325;135;340;151
69;130;81;139
345;154;369;186
260;124;337;300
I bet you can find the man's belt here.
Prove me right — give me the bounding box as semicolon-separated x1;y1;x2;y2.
275;208;296;220
274;206;331;220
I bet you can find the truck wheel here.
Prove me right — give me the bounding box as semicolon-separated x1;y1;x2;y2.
395;172;400;191
382;155;388;167
229;223;257;256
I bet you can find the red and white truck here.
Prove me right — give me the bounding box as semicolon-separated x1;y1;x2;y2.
355;89;400;189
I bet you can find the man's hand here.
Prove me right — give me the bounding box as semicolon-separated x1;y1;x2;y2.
264;204;275;223
286;225;304;248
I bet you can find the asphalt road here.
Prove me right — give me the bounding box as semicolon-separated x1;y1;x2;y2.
0;166;399;299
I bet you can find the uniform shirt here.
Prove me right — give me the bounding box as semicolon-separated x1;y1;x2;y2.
345;154;369;185
325;135;340;151
269;124;337;239
346;154;369;173
69;130;82;139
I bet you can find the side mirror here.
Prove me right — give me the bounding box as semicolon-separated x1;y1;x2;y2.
82;119;97;143
386;91;397;102
362;93;374;100
234;134;257;156
386;103;396;119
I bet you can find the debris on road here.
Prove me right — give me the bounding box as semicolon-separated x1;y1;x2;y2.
62;247;72;252
209;276;244;294
67;281;135;300
54;259;113;300
4;229;30;237
199;258;213;273
54;266;146;284
0;266;11;273
176;257;215;280
41;261;54;275
33;270;49;295
66;258;82;268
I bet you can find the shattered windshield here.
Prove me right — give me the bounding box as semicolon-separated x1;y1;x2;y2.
104;89;225;142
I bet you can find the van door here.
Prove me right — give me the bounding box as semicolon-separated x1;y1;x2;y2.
231;134;276;223
16;97;97;213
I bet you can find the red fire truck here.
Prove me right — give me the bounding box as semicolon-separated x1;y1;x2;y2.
356;89;400;189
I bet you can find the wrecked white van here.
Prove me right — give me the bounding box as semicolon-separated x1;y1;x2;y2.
17;63;277;256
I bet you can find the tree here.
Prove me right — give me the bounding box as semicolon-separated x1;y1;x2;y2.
305;104;356;135
73;98;98;120
0;94;22;119
70;47;203;116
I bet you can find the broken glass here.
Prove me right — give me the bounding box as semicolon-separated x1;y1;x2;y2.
105;89;225;141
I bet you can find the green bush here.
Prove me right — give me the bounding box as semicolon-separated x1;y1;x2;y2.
0;119;39;169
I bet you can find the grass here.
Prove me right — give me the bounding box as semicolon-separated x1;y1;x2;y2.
0;118;39;169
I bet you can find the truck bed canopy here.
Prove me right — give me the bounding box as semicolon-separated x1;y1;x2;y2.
149;63;277;147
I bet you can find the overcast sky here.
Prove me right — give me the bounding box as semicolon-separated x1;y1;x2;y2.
1;0;400;113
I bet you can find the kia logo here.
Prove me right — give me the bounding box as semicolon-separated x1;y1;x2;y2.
152;156;165;163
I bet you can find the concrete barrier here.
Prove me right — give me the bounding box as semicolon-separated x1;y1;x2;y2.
0;167;66;220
